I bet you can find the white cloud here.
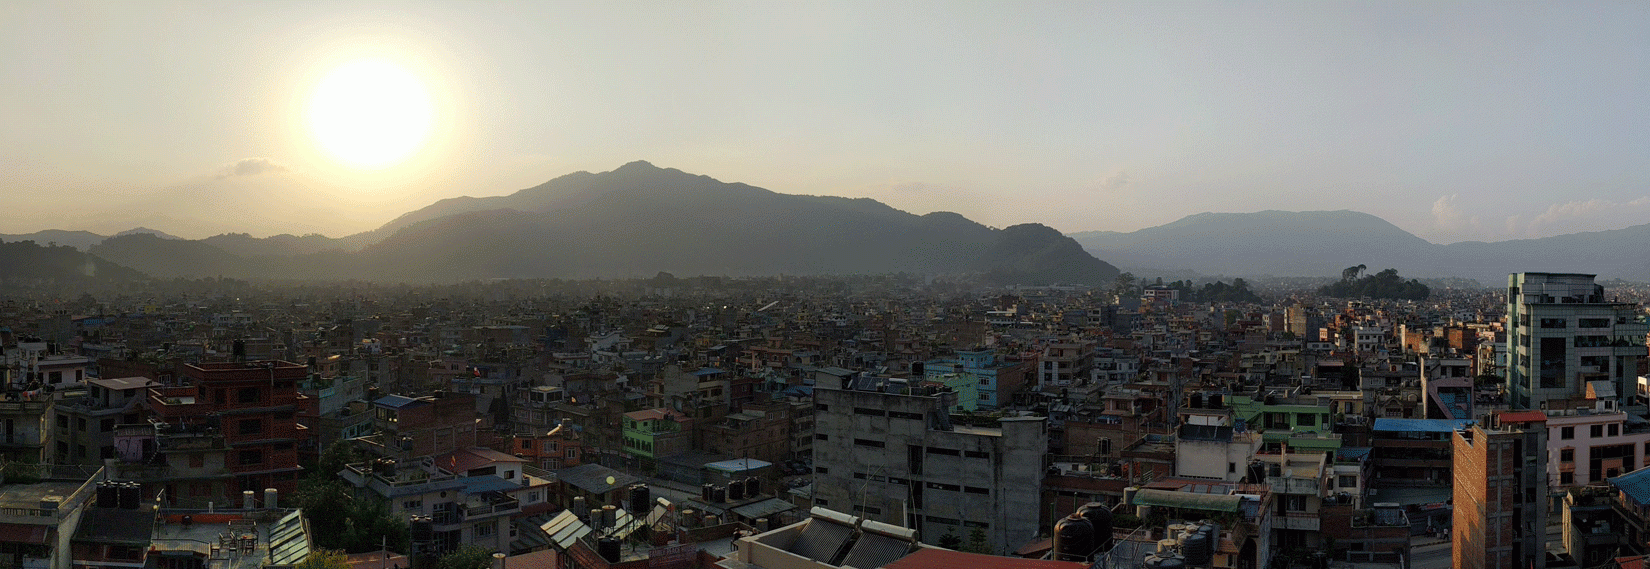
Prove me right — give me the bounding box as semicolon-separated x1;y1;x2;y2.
216;157;289;179
1430;193;1481;236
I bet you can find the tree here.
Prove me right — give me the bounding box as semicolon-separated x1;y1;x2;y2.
938;532;962;550
296;550;349;569
960;528;993;555
1112;272;1136;298
436;545;495;569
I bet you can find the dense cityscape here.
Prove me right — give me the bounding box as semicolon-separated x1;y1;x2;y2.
0;269;1640;569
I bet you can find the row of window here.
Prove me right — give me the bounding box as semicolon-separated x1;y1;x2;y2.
1558;423;1621;440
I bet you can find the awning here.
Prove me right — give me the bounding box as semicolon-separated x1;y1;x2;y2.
1131;489;1242;513
0;524;50;544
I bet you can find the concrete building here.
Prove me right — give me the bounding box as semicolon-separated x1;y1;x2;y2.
1505;273;1649;412
811;380;1046;554
141;360;308;505
1542;388;1650;489
54;376;157;466
1452;411;1549;569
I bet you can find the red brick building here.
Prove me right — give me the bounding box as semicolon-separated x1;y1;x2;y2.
146;360;308;504
1452;411;1549;569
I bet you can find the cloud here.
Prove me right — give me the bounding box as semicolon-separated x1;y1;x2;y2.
1513;196;1650;237
1094;170;1132;191
1430;194;1481;232
217;158;288;179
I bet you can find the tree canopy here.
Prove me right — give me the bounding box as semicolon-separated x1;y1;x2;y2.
1317;268;1429;300
1162;278;1262;303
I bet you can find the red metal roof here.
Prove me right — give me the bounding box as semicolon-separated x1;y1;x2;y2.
0;524;50;544
882;548;1090;569
1497;410;1547;424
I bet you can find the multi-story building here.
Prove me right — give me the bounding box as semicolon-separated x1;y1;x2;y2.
1452;410;1549;569
1542;389;1650;489
697;399;790;466
54;377;156;465
1505;273;1648;411
921;349;1030;410
811;380;1046;554
142;360;307;504
1038;340;1093;390
619;408;692;470
364;392;490;459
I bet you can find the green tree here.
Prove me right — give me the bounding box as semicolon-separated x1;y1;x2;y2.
960;528;993;555
938;532;962;550
1112;272;1136;298
296;550;349;569
436;545;495;569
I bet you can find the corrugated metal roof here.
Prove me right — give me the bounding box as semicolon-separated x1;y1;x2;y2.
1131;488;1241;513
373;395;422;409
730;498;796;520
1371;418;1475;433
554;464;639;495
1611;468;1650;506
705;458;771;473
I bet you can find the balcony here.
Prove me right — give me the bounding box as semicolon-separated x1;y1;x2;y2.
1276;512;1320;531
1266;476;1323;496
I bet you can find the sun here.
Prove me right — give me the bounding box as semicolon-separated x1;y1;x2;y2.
306;58;435;170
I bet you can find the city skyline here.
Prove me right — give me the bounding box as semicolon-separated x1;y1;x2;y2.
4;1;1649;242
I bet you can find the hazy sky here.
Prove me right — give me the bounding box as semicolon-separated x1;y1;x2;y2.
3;1;1648;242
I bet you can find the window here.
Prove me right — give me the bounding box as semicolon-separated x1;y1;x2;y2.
474;522;495;537
853;407;886;417
56;414;68;430
76;417;87;431
814;498;829;506
403;500;423;510
1297;413;1316;427
101;418;115;432
1580;318;1610;328
1561;471;1575;484
925;447;959;456
964;486;990;495
1561;427;1575;440
1540;318;1568;329
191;455;204;468
815;433;829;440
814;466;829;474
239;449;263;466
1098;438;1112;456
239;419;263;436
1561;448;1574;463
964;450;990;459
814;404;829;412
888;411;924;421
852;505;882;515
238;387;260;404
1611;424;1620;437
1338;475;1357;488
1592;425;1604;438
853;438;885;448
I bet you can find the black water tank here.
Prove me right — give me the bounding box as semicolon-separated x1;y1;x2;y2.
597;537;622;562
911;362;925;376
118;482;140;509
410;516;433;541
97;482;118;508
1191;393;1205;409
629;484;651;514
1246;462;1266;484
701;483;714;501
712;485;727;503
1180;528;1211;565
745;477;760;497
1077;502;1114;550
1210;394;1224;409
1052;513;1095;562
728;480;745;501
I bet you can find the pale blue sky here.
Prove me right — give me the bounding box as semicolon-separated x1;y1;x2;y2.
2;1;1647;241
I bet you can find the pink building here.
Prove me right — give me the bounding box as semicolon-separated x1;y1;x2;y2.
1545;383;1650;488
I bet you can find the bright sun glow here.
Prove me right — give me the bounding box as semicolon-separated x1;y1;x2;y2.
306;59;434;169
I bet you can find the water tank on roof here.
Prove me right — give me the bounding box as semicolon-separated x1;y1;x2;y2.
1191;393;1205;409
1052;513;1095;562
602;505;617;529
1210;394;1223;409
1077;502;1114;550
745;477;760;497
681;509;697;528
572;496;587;518
1144;553;1186;569
629;485;650;514
712;485;726;503
597;537;622;563
1179;529;1210;565
728;480;745;501
119;482;140;509
700;483;714;502
96;481;118;508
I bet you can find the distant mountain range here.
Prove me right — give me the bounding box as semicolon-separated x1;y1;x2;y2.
57;161;1119;284
1071;210;1650;283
